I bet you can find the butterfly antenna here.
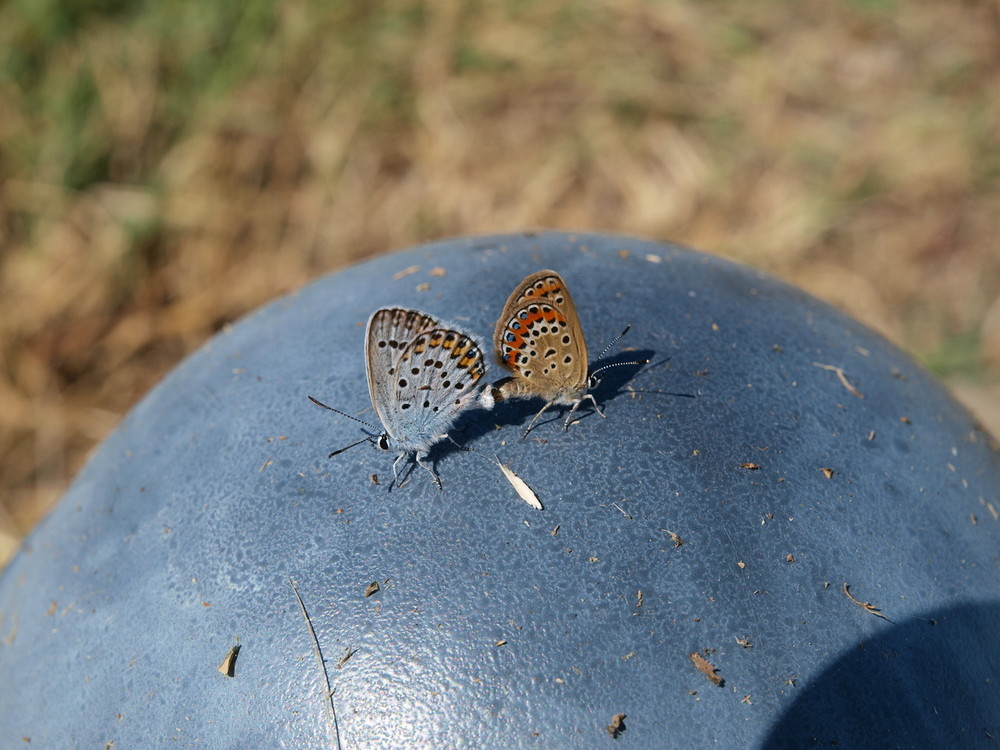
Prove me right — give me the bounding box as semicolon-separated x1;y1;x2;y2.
595;325;632;361
327;436;373;458
308;395;380;431
589;358;650;383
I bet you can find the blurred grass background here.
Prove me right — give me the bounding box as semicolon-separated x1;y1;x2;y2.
2;0;999;565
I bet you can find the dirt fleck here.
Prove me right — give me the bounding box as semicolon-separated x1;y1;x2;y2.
607;713;627;739
843;583;891;622
392;265;420;280
689;652;725;687
813;362;864;398
217;643;241;677
664;530;684;548
336;647;356;669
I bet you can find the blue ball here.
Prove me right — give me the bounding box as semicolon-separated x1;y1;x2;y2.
1;232;998;748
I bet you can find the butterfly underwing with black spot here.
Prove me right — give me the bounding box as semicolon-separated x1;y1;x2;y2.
490;270;640;436
311;307;490;489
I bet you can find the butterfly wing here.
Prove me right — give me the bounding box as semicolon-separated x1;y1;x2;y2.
384;324;487;450
494;270;589;400
365;308;440;439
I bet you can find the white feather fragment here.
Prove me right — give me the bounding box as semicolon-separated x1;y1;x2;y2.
494;455;542;510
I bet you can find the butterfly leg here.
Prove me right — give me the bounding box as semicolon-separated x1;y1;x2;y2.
444;434;473;452
415;451;443;491
391;451;410;489
562;394;606;431
521;400;556;438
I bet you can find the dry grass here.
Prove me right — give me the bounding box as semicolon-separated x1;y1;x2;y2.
2;0;999;563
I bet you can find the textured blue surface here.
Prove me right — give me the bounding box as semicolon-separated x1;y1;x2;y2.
1;232;998;748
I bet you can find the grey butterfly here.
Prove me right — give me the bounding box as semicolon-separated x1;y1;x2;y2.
311;307;491;489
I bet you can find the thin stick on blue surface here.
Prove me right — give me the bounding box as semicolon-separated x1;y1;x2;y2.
289;578;343;750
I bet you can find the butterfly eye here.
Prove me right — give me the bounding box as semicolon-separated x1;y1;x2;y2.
377;435;390;450
587;373;601;389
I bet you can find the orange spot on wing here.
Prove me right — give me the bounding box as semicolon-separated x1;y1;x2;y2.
526;278;564;299
501;306;566;369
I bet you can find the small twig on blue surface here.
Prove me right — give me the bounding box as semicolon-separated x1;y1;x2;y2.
289;578;343;750
813;362;864;399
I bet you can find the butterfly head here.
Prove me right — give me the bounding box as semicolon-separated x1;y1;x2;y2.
309;395;395;457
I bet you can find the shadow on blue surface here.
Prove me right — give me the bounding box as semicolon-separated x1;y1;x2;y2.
763;601;1000;749
481;350;655;437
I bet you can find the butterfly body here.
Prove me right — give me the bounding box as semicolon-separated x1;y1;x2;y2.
313;307;488;489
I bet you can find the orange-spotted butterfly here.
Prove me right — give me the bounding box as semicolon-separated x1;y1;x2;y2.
490;270;644;436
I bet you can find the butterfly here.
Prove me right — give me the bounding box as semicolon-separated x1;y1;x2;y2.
490;270;644;436
310;307;491;489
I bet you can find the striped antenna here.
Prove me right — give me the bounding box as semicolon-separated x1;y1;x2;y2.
308;395;381;458
308;395;379;431
588;326;648;385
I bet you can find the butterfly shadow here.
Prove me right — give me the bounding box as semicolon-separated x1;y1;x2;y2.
609;354;699;401
421;349;699;476
584;346;676;417
414;400;507;485
488;348;666;436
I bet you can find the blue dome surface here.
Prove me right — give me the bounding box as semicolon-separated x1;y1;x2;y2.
1;232;997;748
